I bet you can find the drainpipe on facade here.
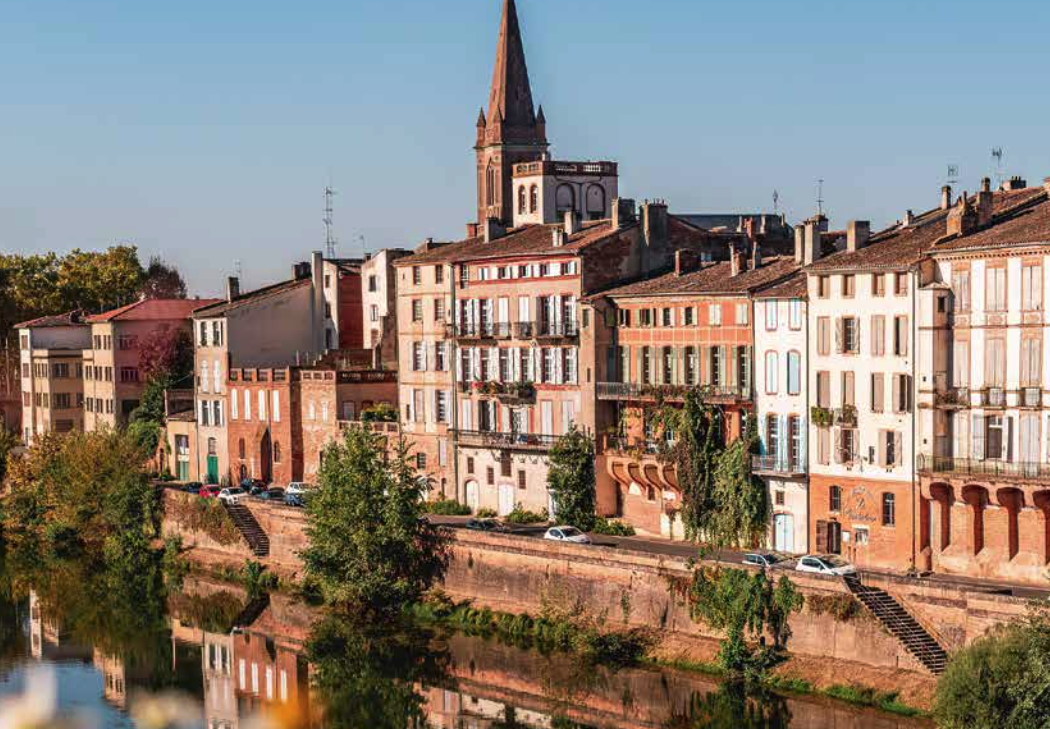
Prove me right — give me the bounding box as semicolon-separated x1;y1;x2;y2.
450;263;462;505
911;269;918;572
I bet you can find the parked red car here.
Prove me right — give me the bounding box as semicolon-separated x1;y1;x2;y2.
199;485;222;499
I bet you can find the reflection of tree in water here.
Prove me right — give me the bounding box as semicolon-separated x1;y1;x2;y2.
535;651;613;719
664;681;793;729
306;615;451;729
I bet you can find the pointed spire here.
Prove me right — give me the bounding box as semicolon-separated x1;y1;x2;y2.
536;104;546;124
476;107;487;128
487;0;538;136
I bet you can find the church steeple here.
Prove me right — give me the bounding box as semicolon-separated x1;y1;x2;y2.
475;0;550;228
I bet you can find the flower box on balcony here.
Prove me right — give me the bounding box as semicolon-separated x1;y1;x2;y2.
811;406;834;428
836;404;858;426
496;381;536;404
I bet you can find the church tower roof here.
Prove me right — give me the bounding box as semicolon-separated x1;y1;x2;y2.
486;0;541;141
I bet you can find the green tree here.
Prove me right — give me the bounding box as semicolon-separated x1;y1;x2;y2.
666;388;724;541
547;426;597;530
301;430;452;616
687;567;803;679
934;606;1050;729
139;256;187;300
706;417;769;549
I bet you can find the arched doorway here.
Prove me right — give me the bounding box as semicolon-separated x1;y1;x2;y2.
929;482;955;552
465;480;480;513
962;485;989;555
996;487;1025;560
260;430;273;484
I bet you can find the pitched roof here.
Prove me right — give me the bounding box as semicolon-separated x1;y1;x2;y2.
754;270;807;299
597;256;801;300
931;188;1050;253
15;310;87;329
191;278;311;318
88;298;221;323
808;187;1048;271
398;215;732;268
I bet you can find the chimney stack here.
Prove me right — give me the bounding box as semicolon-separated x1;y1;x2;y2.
749;239;762;270
483;218;506;244
794;226;805;264
803;219;823;265
675;249;698;277
947;193;978;238
612;198;636;229
226;276;240;302
902;210;915;227
1003;176;1027;191
847;220;870;253
1044;177;1050;196
642;201;669;246
729;243;746;277
977;180;994;226
552;228;567;248
941;185;953;210
563;210;579;237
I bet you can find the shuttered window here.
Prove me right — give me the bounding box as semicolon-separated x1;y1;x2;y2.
871;373;885;413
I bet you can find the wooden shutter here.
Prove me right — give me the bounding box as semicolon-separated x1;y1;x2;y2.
871;373;884;412
877;429;887;467
843;371;855;407
835;318;844;353
816;521;830;554
891;374;901;413
972;414;985;460
1005;417;1014;462
894;431;903;467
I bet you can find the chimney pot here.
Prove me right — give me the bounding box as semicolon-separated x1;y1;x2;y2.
977;187;994;226
552;228;567;248
941;185;953;210
803;221;823;266
902;210;915;227
612;198;636;229
982;177;992;193
563;210;579;237
847;221;871;253
749;239;762;270
226;276;240;302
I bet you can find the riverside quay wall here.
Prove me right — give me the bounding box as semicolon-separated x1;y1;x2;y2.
161;489;1033;673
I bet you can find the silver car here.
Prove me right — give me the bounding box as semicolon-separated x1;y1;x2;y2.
544;526;592;545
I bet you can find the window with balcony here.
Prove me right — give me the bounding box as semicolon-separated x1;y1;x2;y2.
1021;337;1041;390
641;347;653;385
766;415;780;457
710;347;724;387
685;347;698;386
662;347;674;385
984;337;1005;389
841;371;855;407
789;416;802;465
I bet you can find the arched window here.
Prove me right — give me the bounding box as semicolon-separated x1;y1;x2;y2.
238;438;246;460
529;185;539;214
518;186;527;215
485;163;497;207
556;184;576;214
274;441;282;463
585;184;606;220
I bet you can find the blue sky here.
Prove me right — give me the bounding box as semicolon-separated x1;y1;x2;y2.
2;0;1049;296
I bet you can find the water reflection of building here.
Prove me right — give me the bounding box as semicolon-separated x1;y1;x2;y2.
231;628;309;715
27;591;91;663
92;651;127;710
203;631;238;729
423;687;553;728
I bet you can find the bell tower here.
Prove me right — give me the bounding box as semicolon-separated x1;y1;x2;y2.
475;0;549;230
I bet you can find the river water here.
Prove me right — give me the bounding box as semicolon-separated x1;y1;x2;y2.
0;564;933;729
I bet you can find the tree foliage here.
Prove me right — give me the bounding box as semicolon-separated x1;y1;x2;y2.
934;606;1050;729
301;430;452;616
138;327;193;384
707;418;769;549
547;425;597;531
687;567;804;679
1;430;156;561
139;256;188;300
663;389;725;542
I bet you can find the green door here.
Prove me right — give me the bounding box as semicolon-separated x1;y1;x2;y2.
207;456;219;484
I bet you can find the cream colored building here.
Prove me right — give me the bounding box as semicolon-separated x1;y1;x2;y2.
17;312;90;445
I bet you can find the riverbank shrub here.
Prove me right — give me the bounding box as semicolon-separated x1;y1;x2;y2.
167;494;240;546
302;430;452;617
547;426;597;531
805;593;864;623
682;566;803;680
428;499;472;516
505;505;548;524
934;606;1050;729
591;517;636;537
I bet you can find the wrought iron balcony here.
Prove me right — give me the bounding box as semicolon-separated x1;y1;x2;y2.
339;420;400;435
751;455;807;476
835;406;858;426
978;387;1007;408
602;434;664;455
455;429;559;451
596;382;751;403
1022;387;1042;408
515;321;579;339
445;322;512;340
918;454;1050;482
933;387;970;408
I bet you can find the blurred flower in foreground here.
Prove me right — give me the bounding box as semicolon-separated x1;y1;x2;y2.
243;704;310;729
129;691;202;729
0;665;59;729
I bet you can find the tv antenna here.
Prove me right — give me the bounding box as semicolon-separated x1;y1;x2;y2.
772;190;780;215
234;260;243;280
323;186;338;259
947;164;959;186
991;148;1004;187
816;179;825;217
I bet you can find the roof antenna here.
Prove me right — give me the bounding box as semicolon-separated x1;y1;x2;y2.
816;179;825;217
324;185;338;259
947;164;959;187
991;148;1004;189
772;189;780;215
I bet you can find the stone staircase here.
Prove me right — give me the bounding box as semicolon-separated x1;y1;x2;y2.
843;573;949;675
224;502;270;557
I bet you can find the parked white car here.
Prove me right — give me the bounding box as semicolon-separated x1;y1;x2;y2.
218;487;249;505
795;554;857;576
286;482;312;496
544;526;592;545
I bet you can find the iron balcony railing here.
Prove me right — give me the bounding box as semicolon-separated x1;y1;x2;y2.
455;430;560;450
515;321;580;339
447;321;579;340
339;420;400;434
603;434;665;455
1022;387;1042;408
751;455;807;476
596;382;752;402
978;387;1007;408
917;454;1050;481
446;322;512;340
934;387;970;407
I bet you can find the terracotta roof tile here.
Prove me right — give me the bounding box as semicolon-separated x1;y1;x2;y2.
597;256;800;299
932;189;1050;253
754;270;807;299
15;310;87;329
191;278;310;318
88;298;221;323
